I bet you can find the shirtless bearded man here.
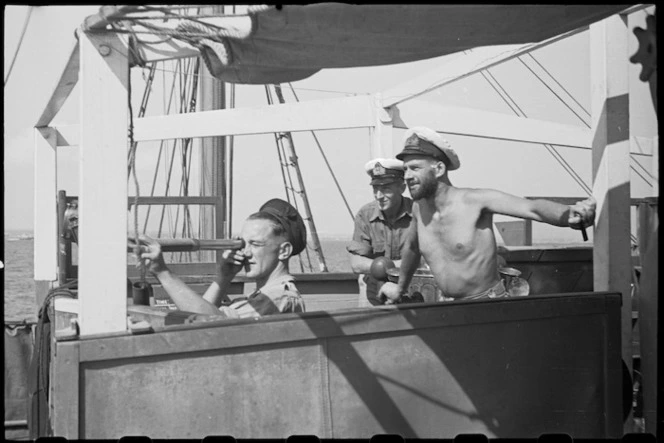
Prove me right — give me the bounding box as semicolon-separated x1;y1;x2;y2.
379;126;596;302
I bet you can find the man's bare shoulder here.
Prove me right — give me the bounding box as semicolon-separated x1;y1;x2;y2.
452;187;495;204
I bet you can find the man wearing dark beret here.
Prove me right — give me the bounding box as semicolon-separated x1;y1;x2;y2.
137;198;306;318
347;158;413;306
379;126;597;302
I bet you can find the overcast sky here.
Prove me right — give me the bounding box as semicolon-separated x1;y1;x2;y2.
4;5;657;243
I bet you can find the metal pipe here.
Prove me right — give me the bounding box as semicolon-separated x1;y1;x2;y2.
127;238;244;253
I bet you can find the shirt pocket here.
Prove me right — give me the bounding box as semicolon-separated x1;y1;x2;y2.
371;239;386;258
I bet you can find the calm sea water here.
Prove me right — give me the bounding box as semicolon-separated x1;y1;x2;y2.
3;233;353;322
4;234;37;322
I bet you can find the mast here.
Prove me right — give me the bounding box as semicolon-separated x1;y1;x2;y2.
272;84;329;272
199;5;227;265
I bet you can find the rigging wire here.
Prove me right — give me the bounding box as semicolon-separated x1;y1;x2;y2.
481;67;639;245
127;65;146;284
517;54;655;189
157;60;188;238
144;60;180;233
516;56;590;127
527;53;591;118
4;6;33;87
287;83;356;222
481;69;592;194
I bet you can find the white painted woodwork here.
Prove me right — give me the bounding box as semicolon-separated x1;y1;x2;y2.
54;121;655;156
589;16;632;371
35;39;80;127
33;127;58;282
380;27;589;107
370;93;394;158
77;30;129;335
133;95;374;141
54;297;80;314
54;124;79;147
394;101;592;148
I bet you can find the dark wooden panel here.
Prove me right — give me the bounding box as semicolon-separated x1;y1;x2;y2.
637;201;658;434
80;342;327;438
72;292;622;439
51;341;79;438
326;315;615;437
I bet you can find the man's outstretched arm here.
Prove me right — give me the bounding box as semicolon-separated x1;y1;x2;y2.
472;189;596;231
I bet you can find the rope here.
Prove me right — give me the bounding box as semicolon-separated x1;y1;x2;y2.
4;6;33;87
144;60;180;232
127;70;145;284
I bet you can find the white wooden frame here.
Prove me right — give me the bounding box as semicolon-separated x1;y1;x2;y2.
33;128;58;290
32;7;650;338
589;15;633;371
75;31;129;335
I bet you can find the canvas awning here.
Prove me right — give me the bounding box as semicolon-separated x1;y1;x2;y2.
86;4;632;84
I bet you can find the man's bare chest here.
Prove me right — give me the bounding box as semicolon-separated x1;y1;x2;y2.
417;209;480;257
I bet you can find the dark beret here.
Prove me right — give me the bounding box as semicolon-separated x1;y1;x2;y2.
258;198;307;256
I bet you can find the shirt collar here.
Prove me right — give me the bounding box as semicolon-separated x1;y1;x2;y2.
369;197;412;222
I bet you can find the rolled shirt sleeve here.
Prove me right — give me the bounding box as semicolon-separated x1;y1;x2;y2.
347;208;376;257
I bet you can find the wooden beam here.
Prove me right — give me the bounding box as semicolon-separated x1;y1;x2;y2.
589;16;632;374
380;26;590;108
133;95;374;141
393;101;592;148
33;128;58;284
370;93;394;158
54;125;79;147
77;31;129;335
35;39;80;128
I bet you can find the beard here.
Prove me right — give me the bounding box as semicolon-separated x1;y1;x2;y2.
408;175;437;200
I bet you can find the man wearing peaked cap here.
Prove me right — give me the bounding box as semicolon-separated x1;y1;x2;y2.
397;126;460;171
347;158;414;307
138;198;306;319
379;126;597;302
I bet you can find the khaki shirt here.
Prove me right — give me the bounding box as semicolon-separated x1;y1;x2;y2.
347;197;413;304
220;275;304;319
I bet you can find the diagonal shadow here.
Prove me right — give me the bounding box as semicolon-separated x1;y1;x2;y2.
303;312;417;436
374;372;483;421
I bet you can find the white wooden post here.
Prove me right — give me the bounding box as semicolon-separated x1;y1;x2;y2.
77;30;129;335
371;93;394;158
590;16;632;372
33;127;58;305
